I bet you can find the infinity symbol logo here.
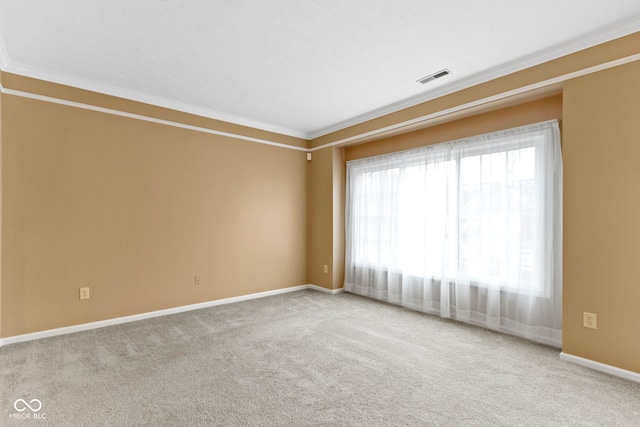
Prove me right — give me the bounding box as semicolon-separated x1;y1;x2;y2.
14;399;42;412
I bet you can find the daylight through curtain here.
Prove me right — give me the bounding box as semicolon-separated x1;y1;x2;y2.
344;120;562;346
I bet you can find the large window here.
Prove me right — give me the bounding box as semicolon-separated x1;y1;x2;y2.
345;120;562;346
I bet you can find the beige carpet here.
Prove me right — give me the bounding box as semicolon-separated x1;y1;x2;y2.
1;289;639;426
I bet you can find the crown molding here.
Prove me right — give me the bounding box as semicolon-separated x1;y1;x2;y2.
1;61;309;140
2;15;639;141
309;52;640;152
0;33;9;69
308;15;640;139
1;84;309;152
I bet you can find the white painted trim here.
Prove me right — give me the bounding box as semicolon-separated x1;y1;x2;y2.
3;33;638;155
0;85;309;152
307;284;345;294
0;33;9;68
2;19;639;141
0;284;339;347
0;61;308;140
308;17;640;139
310;53;640;152
559;352;640;384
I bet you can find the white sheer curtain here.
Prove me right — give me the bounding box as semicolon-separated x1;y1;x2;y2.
344;120;562;346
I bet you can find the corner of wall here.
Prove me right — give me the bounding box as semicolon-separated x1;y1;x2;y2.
332;147;345;289
306;146;346;291
0;78;3;337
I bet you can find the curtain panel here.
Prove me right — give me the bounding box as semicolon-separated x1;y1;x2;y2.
344;120;562;346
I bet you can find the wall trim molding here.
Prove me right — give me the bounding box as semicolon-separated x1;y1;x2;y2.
308;17;640;139
0;61;307;140
2;288;639;385
2;18;639;141
6;49;637;155
0;83;308;153
310;52;640;152
307;284;345;294
0;284;345;348
0;33;9;69
559;352;640;384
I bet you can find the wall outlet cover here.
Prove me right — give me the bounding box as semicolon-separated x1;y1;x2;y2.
583;312;597;329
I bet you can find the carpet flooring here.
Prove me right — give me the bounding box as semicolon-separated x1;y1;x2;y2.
1;289;639;426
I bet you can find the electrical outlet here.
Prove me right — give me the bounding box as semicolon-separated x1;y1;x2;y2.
583;312;597;329
323;265;328;273
194;275;201;285
79;287;90;300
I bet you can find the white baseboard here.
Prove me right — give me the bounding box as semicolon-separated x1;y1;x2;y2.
560;352;640;384
307;284;344;294
0;284;337;348
5;288;639;386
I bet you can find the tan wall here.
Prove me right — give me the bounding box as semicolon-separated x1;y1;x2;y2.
307;148;333;289
0;77;3;336
332;148;345;288
306;147;345;290
3;73;309;150
1;92;308;337
345;95;563;161
562;60;640;373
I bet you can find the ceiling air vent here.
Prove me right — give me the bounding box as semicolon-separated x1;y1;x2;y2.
417;69;451;84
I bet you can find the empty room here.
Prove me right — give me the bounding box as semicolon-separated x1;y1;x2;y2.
1;1;640;425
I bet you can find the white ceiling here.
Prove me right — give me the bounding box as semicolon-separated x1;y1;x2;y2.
1;1;640;139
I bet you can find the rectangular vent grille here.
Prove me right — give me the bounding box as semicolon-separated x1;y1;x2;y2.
417;69;451;84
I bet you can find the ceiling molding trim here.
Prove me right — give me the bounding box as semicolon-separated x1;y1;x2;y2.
1;61;309;140
310;52;640;152
0;33;9;69
1;85;309;152
308;15;640;139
